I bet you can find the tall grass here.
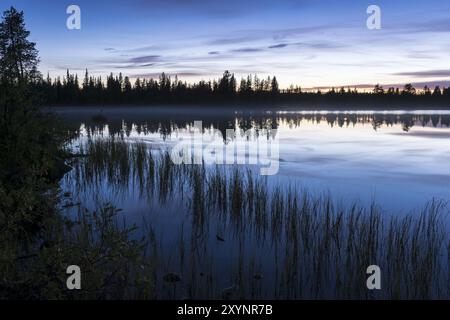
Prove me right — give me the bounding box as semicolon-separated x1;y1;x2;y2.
63;136;450;299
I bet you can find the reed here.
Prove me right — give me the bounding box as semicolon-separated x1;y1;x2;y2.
62;136;450;299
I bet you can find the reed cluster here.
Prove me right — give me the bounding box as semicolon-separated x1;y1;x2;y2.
63;137;450;299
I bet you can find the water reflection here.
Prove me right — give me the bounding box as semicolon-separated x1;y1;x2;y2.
57;107;450;211
61;138;449;299
57;107;450;138
57;108;450;299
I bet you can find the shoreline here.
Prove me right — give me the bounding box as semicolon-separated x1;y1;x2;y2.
46;104;450;114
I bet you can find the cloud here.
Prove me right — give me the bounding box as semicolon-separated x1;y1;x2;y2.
294;42;345;49
266;41;344;51
231;47;264;53
393;70;450;78
95;55;162;69
129;71;210;79
272;25;331;40
128;55;161;63
111;63;155;69
125;45;164;52
404;18;450;33
406;51;435;60
206;35;263;45
268;43;289;49
204;25;331;46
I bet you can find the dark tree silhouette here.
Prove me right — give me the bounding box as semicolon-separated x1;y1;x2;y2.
0;7;39;84
30;69;450;107
271;76;279;95
433;86;442;96
402;83;416;96
373;84;384;95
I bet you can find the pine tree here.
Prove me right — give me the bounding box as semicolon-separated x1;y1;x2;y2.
271;76;279;95
0;7;40;84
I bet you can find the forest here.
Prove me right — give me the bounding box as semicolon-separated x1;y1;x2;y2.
33;69;450;106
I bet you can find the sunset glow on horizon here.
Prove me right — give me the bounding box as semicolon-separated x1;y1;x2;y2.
2;0;450;89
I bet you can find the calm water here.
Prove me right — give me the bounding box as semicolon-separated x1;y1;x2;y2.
57;106;450;212
56;106;450;298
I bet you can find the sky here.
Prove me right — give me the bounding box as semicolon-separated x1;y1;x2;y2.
1;0;450;89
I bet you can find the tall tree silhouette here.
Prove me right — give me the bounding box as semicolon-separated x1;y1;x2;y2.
271;76;279;95
0;6;68;193
0;7;39;84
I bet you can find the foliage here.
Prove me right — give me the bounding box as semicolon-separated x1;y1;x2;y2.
0;7;154;300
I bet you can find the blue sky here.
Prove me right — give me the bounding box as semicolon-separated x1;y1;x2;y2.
2;0;450;88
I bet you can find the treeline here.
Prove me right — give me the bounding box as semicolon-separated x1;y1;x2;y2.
32;69;450;106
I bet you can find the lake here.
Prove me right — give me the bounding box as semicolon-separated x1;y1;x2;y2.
57;106;450;211
56;106;450;299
